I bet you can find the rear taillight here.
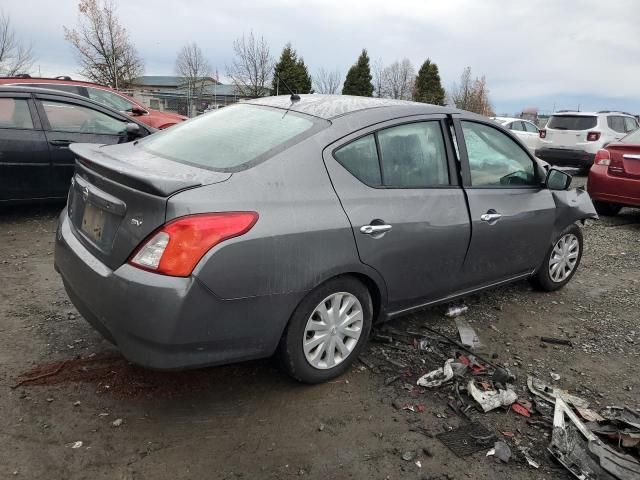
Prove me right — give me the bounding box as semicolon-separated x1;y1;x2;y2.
129;212;258;277
587;131;601;141
539;129;547;139
594;149;610;166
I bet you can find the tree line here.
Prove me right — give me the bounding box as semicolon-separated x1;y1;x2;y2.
1;0;494;115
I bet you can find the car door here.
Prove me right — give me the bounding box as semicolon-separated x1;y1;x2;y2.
521;121;540;153
454;119;556;288
34;94;132;197
0;92;51;201
323;116;471;311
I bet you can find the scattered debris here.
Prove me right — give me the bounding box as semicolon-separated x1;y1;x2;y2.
445;305;468;318
511;403;531;418
468;380;517;413
486;440;511;463
68;441;83;449
540;336;573;347
111;418;123;427
599;406;640;430
417;359;455;388
576;407;605;423
436;422;496;458
454;318;482;349
527;376;590;409
415;460;422;468
372;333;394;344
401;451;416;461
550;372;561;382
518;447;540;469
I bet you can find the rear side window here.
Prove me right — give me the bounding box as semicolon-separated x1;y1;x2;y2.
607;116;626;133
42;101;126;135
510;121;524;131
548;115;597;131
140;104;322;171
462;121;536;187
87;87;135;112
0;98;33;129
334;121;450;188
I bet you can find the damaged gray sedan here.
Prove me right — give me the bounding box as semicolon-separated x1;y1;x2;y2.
54;95;597;383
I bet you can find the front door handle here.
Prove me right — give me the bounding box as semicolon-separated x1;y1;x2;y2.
360;224;392;235
49;139;73;147
480;212;502;222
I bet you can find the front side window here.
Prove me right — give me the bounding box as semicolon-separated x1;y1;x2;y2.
0;98;33;129
462;121;536;187
623;117;638;133
140;104;321;171
87;87;136;112
523;121;539;133
510;121;525;131
42;101;127;135
607;116;626;133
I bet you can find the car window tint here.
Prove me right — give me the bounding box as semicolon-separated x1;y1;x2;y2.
462;121;536;187
510;121;524;131
623;117;638;133
42;101;126;135
607;116;626;133
377;122;449;187
87;87;135;112
334;134;381;186
0;98;34;129
141;104;321;170
523;122;538;133
548;115;597;130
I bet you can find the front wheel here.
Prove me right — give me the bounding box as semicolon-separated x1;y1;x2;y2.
531;224;583;292
278;276;373;384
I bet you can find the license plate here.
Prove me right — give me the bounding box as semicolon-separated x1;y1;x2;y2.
81;203;106;243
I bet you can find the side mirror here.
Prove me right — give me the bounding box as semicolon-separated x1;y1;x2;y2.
130;106;148;116
124;122;142;141
546;168;572;191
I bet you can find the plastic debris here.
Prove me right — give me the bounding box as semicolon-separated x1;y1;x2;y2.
454;318;482;349
415;460;422;468
550;372;561;381
527;376;590;409
417;359;455;388
486;441;511;463
468;380;517;413
576;407;605;423
111;418;123;427
69;441;83;449
458;355;487;375
445;305;468;318
511;403;531;417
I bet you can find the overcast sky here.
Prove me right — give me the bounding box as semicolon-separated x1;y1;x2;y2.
4;0;640;114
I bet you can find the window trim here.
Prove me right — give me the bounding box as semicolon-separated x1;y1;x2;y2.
330;116;459;190
454;118;542;190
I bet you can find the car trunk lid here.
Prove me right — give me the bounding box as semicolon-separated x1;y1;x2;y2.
608;143;640;179
68;143;231;270
545;115;598;147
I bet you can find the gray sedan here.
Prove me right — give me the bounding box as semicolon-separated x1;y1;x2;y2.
54;95;596;383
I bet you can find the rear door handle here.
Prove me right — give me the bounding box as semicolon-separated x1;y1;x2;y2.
480;212;502;222
360;224;392;235
49;139;72;147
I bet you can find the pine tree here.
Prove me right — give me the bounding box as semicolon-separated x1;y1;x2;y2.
272;43;312;95
413;59;446;105
342;49;374;97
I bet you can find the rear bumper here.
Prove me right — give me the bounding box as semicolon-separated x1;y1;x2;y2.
587;165;640;207
54;209;300;370
535;148;595;167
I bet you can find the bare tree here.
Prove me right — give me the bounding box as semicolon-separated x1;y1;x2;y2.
371;57;385;98
64;0;143;88
0;10;36;76
313;68;341;94
451;66;494;115
226;32;273;98
176;42;211;113
380;59;415;100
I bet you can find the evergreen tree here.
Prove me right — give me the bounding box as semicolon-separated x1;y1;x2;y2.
342;49;374;97
413;59;446;105
272;43;312;95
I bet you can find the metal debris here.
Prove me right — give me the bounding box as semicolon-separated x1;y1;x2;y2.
527;376;590;409
454;318;482;349
445;305;468;318
486;440;511;463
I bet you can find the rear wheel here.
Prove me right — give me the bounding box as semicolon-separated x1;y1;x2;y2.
531;224;583;292
278;276;372;384
593;200;622;216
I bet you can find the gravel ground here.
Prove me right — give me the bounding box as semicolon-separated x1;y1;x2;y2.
1;176;639;479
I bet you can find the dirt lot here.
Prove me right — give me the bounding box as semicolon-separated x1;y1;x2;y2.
1;175;639;480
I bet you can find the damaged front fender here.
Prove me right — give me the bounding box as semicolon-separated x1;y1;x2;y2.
551;187;598;238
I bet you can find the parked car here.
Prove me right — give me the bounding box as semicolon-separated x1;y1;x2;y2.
0;86;154;203
54;95;597;383
536;111;639;170
587;128;640;215
491;116;540;154
0;75;187;129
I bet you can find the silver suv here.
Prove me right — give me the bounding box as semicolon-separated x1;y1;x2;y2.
536;111;639;169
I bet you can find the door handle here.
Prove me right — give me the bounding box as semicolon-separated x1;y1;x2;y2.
480;212;502;222
360;224;392;235
49;139;72;147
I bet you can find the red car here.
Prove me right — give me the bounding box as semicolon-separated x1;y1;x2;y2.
587;128;640;215
0;75;186;129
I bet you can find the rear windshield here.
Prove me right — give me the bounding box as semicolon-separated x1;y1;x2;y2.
621;128;640;144
139;104;325;171
547;115;597;131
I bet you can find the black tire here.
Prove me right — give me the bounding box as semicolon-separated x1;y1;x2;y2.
278;276;373;384
593;200;622;216
531;224;583;292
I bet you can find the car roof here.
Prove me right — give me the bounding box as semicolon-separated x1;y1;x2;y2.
0;75;108;89
246;94;458;120
493;116;529;123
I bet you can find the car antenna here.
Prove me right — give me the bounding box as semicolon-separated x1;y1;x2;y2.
274;71;300;102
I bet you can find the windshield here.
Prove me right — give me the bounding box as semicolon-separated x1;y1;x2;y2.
87;87;136;112
139;104;325;171
621;128;640;144
547;115;597;131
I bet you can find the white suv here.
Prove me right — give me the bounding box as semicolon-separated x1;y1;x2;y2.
536;111;639;170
